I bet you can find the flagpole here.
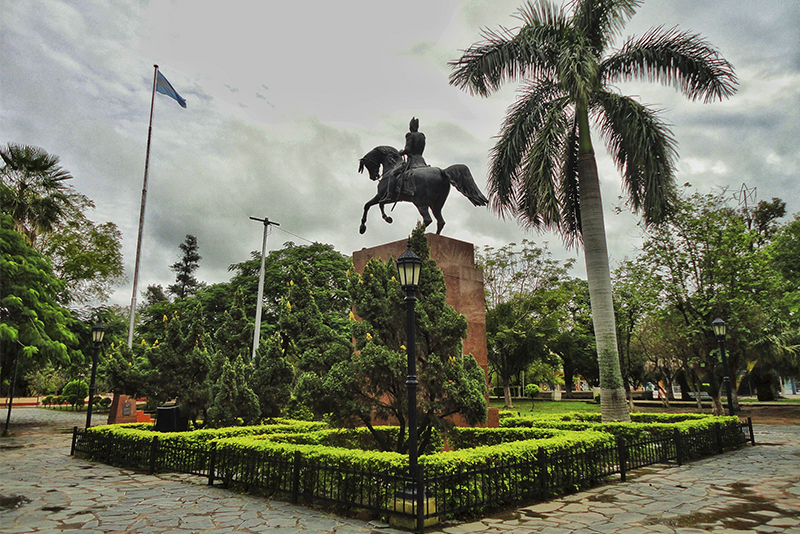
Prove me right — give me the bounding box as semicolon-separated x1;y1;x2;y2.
128;65;159;348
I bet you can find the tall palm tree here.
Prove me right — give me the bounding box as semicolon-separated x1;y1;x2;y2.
0;143;81;246
450;0;736;421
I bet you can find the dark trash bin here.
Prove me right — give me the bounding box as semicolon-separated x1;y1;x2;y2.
154;405;188;432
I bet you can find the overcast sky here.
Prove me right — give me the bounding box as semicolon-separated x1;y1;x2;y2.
3;0;799;309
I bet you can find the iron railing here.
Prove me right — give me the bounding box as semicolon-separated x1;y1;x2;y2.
71;418;754;532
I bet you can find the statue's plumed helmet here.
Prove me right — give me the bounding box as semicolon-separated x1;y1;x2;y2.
409;117;419;132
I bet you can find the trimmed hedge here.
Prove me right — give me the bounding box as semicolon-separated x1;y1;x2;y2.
75;412;751;523
500;413;741;443
420;430;616;512
87;419;328;447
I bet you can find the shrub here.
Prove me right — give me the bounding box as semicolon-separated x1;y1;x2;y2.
61;380;89;410
525;384;541;398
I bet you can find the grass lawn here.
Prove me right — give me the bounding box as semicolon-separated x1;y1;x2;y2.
490;398;601;416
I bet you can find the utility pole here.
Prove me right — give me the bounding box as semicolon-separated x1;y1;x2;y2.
250;217;280;360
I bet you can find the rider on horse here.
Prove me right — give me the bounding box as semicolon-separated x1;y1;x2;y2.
384;117;428;202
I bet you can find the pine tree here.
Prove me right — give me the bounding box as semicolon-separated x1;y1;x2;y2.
214;289;254;363
326;224;487;453
168;235;203;299
207;354;260;427
250;334;294;418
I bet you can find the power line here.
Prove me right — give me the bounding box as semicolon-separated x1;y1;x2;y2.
274;225;316;245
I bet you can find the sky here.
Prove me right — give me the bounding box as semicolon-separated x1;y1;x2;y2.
3;0;799;310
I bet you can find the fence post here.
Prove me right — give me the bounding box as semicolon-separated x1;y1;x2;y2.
291;451;301;505
538;450;549;500
149;436;159;474
207;442;216;486
71;427;78;456
105;433;112;462
416;463;425;534
747;417;756;445
674;428;683;466
714;423;723;454
616;437;627;482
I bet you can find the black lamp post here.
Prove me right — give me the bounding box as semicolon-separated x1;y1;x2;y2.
85;321;105;429
396;241;423;527
711;317;735;416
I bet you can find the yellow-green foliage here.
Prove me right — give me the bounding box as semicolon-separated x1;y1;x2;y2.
87;419;327;447
500;412;740;443
421;430;615;512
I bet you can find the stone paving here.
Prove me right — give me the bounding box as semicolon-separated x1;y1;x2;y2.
1;408;799;533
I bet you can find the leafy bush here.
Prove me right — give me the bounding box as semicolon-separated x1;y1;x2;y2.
525;384;541;398
61;380;89;410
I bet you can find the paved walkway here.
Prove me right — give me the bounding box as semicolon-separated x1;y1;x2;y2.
1;408;799;533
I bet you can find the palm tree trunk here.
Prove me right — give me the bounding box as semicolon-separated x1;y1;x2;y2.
578;154;631;422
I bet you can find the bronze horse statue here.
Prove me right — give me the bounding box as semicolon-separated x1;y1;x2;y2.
358;146;488;235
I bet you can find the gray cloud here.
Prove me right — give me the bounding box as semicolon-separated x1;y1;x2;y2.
2;0;798;310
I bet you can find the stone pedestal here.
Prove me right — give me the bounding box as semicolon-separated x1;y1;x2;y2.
353;233;499;428
107;393;139;424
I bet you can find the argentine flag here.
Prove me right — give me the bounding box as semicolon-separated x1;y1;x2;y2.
156;71;187;108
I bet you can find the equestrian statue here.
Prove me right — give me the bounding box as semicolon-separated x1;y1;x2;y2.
358;117;488;235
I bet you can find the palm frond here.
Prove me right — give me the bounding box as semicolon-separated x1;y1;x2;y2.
515;98;572;233
571;0;641;54
449;2;568;96
594;91;678;225
487;79;566;215
601;26;737;102
560;117;582;246
556;34;600;106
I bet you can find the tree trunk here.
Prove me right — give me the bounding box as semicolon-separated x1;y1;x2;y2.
711;395;724;416
578;154;630;422
503;382;513;408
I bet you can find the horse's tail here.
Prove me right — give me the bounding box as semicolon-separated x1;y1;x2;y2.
443;164;489;207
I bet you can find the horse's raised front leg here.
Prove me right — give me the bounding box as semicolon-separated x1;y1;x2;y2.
360;194;382;234
378;202;393;225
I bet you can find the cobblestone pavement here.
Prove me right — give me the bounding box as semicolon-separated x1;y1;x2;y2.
1;408;799;534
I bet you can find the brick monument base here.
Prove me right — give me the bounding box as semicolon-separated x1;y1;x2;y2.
107;393;140;424
353;233;499;428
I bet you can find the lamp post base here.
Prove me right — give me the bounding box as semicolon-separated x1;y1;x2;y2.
390;494;438;530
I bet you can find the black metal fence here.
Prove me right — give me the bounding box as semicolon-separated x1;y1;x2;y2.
71;419;754;532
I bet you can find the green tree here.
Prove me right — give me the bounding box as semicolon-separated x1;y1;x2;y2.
61;379;88;410
1;143;77;246
228;242;351;337
478;241;572;407
1;216;79;399
40;218;125;305
168;234;203;299
326;226;487;453
637;190;789;409
113;305;214;423
613;259;654;407
207;354;260;427
214;289;254;363
23;363;67;397
450;0;736;421
1;143;124;305
279;265;353;417
249;334;294;418
550;277;597;396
